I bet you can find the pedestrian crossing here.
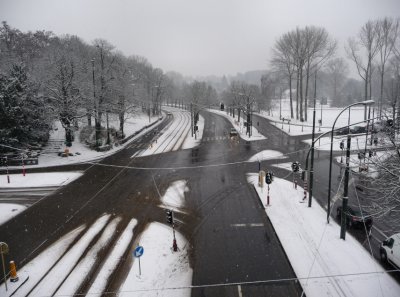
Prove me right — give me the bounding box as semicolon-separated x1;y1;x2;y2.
128;143;147;149
202;136;229;142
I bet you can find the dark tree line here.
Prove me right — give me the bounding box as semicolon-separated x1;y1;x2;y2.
0;22;217;151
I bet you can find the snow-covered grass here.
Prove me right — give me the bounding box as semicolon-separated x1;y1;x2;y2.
0;171;83;188
207;109;266;141
119;222;192;297
247;172;400;297
259;99;370;136
303;133;394;152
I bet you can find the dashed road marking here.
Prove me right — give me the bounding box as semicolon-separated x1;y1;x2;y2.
231;223;264;228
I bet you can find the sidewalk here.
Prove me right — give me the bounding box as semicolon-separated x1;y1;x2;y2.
248;173;400;297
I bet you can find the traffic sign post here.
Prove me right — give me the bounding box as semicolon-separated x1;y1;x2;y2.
0;242;9;291
133;246;144;276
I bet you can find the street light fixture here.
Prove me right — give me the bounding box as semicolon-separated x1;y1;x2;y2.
326;100;374;228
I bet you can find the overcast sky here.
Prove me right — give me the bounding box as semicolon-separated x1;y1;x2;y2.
0;0;399;77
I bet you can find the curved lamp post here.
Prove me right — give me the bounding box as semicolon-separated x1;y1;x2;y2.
326;100;374;224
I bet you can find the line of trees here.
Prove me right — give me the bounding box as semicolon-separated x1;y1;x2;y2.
0;22;217;151
269;18;400;122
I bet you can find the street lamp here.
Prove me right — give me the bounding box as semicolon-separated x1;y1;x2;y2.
326;100;374;228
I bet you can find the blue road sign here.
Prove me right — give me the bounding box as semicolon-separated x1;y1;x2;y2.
134;246;144;258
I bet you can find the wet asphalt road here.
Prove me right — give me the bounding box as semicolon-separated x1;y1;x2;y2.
0;109;399;295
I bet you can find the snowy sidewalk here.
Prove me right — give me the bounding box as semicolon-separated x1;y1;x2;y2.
248;173;400;297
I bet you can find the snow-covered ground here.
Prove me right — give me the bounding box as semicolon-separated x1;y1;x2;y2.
207;109;266;141
137;108;204;157
1;179;193;297
248;170;400;297
10;111;163;169
118;222;192;297
0;171;82;188
0;172;83;225
159;180;189;212
259;99;372;137
247;150;286;162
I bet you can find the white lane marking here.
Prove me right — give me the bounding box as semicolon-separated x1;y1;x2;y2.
130;151;140;158
250;223;264;227
238;285;243;297
231;223;264;227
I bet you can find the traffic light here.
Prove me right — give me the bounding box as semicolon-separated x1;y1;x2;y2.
166;210;173;225
291;161;300;172
265;172;272;184
340;140;344;150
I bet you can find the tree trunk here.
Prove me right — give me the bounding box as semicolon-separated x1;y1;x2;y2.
296;68;299;120
289;76;294;119
304;60;310;122
380;66;385;118
299;66;304;121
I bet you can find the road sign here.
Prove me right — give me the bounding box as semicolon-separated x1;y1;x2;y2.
134;246;144;258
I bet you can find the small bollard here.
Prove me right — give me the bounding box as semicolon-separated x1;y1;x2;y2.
10;261;18;282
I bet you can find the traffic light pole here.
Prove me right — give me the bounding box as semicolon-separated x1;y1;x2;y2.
340;132;351;240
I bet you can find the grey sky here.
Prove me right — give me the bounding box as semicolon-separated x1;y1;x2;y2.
0;0;399;77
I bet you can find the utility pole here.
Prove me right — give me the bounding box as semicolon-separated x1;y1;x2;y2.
190;103;193;137
246;96;251;136
341;120;351;240
308;71;317;207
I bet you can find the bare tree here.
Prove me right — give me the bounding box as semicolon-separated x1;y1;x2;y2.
346;20;381;108
377;17;399;117
271;32;296;118
325;57;349;106
302;26;336;121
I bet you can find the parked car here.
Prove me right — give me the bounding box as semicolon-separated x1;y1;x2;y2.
229;128;238;137
380;233;400;268
336;205;373;229
335;127;350;136
350;125;367;134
